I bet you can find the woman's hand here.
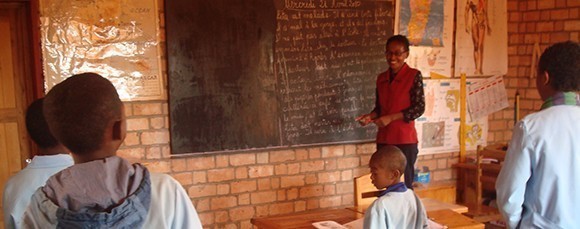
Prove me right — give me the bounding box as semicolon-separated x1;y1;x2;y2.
373;115;393;127
355;113;374;126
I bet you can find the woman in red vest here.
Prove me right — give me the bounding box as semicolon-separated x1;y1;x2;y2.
356;35;425;189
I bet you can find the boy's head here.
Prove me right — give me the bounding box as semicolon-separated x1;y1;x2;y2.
536;41;580;100
369;145;407;190
25;98;59;151
43;73;125;158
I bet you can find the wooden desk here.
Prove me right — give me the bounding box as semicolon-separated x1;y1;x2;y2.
251;208;363;229
347;198;468;214
428;209;484;229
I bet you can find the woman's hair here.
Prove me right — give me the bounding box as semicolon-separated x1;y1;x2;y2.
386;35;410;52
538;41;580;92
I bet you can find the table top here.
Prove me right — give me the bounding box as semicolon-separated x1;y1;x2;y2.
428;209;485;229
347;198;468;214
250;208;363;229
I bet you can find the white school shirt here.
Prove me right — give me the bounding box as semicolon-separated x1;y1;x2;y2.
496;105;580;228
2;154;73;229
363;189;428;229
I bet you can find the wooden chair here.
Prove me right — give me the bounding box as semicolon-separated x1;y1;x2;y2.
463;144;506;223
354;173;382;207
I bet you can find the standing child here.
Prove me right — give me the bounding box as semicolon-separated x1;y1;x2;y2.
21;73;202;228
364;145;428;229
2;98;73;229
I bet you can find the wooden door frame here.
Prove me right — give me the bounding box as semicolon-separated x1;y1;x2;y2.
0;0;43;163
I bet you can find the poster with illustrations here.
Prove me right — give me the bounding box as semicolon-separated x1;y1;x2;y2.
455;0;507;77
395;0;455;78
417;79;488;154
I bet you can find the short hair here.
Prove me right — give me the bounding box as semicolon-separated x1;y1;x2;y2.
370;145;407;175
538;41;580;92
25;98;59;149
386;35;410;52
43;73;123;155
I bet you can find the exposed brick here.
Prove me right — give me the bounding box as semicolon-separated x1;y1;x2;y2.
235;167;248;179
300;160;325;172
255;205;269;217
318;171;341;183
321;145;344;157
239;193;250;205
123;132;140;146
341;170;353;181
305;174;318;184
257;152;269;164
150;117;165;129
145;146;161;159
280;175;305;188
551;9;570;20
564;20;580;31
344;145;356;155
171;158;187;172
309;148;321;158
537;22;554;32
217;184;230;195
433;169;452;181
117;147;145;160
295;149;309;160
342;194;354;206
323;184;336;195
295;201;307;212
270;150;296;163
437;158;447;169
172;172;193;186
337;157;360;169
299;185;324;198
207;168;235;182
307;198;320;210
140;131;169;145
195;198;210;212
192;171;207;184
231;180;257;194
325;159;337;170
198;212;214;226
250;191;277;204
187;156;215;170
320;196;342;208
216;155;229;168
133;103;163;115
336;182;353;194
189;184;217;198
268;202;294;215
126;117;149;131
287;163;300;174
538;0;555;9
214;210;229;223
230;153;256;166
277;190;286;201
257;178;271;190
229;206;255;221
275;164;288;175
248;165;274;178
123;103;133;116
211;196;238;210
287;188;299;200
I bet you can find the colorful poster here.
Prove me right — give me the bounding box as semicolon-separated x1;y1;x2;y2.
455;0;507;77
417;79;488;155
395;0;455;78
467;75;509;121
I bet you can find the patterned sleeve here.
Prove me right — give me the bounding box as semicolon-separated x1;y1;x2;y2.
402;71;425;122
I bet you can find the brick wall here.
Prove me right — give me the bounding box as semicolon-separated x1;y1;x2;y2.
92;0;580;228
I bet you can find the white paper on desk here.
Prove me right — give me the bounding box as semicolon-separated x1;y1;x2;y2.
312;221;347;229
427;219;447;229
343;217;364;229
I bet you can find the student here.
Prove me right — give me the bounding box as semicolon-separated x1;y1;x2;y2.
364;145;428;229
496;41;580;228
21;73;202;228
356;35;425;189
2;98;74;229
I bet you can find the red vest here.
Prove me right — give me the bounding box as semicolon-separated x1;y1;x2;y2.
376;64;418;144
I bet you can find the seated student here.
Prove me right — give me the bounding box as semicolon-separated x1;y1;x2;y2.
2;98;74;229
21;73;202;228
364;145;428;229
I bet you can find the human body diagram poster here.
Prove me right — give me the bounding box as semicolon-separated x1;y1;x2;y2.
455;0;507;77
395;0;455;78
417;79;488;154
39;0;164;101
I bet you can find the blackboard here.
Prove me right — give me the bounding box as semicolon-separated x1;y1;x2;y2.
166;0;394;154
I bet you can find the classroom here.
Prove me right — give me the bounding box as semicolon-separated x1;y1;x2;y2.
1;0;579;228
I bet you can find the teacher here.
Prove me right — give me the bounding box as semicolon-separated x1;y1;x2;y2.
356;35;425;189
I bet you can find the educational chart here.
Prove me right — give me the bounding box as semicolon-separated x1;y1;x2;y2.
455;0;507;77
396;0;454;78
39;0;164;101
467;75;509;121
417;79;488;154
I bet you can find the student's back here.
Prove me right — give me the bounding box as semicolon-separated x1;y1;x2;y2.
2;98;73;229
20;73;202;228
